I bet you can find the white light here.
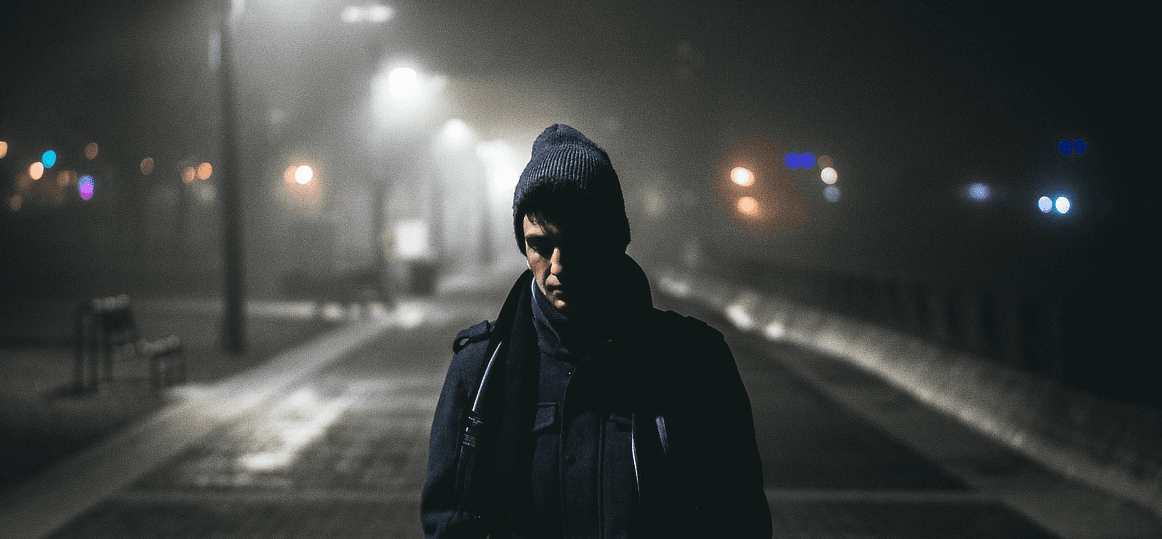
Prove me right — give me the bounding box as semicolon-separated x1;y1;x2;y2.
1055;196;1071;214
294;165;314;185
820;167;837;185
763;321;786;340
388;67;419;99
341;4;392;24
1038;196;1053;213
395;219;429;260
440;118;473;147
731;167;754;186
366;4;392;22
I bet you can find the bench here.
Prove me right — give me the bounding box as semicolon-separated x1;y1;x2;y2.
73;294;186;392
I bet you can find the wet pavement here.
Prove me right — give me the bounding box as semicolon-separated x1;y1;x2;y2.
1;285;1158;538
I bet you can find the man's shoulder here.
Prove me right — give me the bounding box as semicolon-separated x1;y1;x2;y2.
452;319;495;355
648;308;726;345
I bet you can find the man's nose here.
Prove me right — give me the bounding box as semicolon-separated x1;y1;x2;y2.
550;247;568;276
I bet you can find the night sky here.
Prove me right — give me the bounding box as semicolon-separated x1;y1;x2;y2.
1;0;1150;292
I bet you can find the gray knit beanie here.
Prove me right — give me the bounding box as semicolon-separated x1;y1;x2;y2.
512;124;630;252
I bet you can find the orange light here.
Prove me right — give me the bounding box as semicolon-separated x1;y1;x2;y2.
140;157;155;175
9;194;22;211
196;162;213;180
731;167;754;186
0;141;8;159
737;196;758;215
182;166;196;183
84;142;99;160
29;162;44;180
817;154;833;168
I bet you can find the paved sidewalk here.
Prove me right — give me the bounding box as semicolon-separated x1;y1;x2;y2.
0;289;502;539
0;296;366;489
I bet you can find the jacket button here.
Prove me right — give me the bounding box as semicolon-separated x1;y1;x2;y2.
564;454;576;465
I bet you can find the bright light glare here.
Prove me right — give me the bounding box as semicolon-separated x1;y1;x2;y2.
477;139;523;204
388;67;419;99
1055;196;1071;214
197;162;213;180
731;167;754;186
1038;196;1053;213
395;219;429;260
79;175;95;200
440;118;473;147
737;196;758;215
30;162;44;180
820;167;837;185
294;165;314;185
42;150;57;168
1;141;9;159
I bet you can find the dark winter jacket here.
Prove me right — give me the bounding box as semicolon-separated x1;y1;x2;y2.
421;256;772;538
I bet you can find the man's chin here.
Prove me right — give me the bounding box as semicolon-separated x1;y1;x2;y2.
550;294;582;313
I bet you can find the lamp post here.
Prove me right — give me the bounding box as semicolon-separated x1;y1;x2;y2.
217;0;245;353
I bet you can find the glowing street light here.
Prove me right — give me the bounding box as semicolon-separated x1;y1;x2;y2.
294;164;314;185
731;167;754;186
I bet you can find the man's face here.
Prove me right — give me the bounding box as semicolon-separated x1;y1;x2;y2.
523;214;617;314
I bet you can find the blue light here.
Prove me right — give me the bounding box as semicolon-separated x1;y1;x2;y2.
1073;139;1087;154
800;152;815;168
784;152;816;169
824;185;841;202
1038;196;1053;213
42;150;57;168
966;182;991;202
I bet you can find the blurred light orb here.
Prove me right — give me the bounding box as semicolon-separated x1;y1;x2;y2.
388;67;419;99
820;167;837;185
737;196;758;215
182;166;197;183
197;162;213;180
341;4;392;23
731;166;754;186
9;194;22;211
784;152;816;169
824;185;841;202
294;165;314;185
1057;139;1072;155
1038;196;1053;213
1055;196;1071;214
966;182;991;202
42;150;57;168
817;154;833;168
0;141;8;159
30;162;45;180
84;142;99;160
140;157;155;175
1073;139;1087;154
79;175;95;200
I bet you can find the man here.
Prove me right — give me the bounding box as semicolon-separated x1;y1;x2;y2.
422;124;771;538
